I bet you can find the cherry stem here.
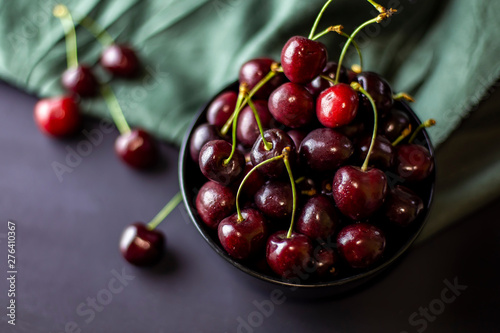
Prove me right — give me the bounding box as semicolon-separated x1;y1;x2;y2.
223;84;247;166
246;97;272;151
308;0;334;40
393;92;415;103
392;125;412;146
351;82;378;172
53;5;79;69
312;26;363;71
365;0;386;13
320;74;336;84
147;192;183;230
100;83;131;134
80;16;115;46
409;119;436;143
283;148;297;239
235;155;285;222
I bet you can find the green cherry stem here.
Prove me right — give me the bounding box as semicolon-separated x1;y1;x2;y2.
246;97;272;151
391;125;412;147
147;192;183;230
80;16;115;46
351;82;378;172
283;148;297;239
100;83;131;134
308;0;334;39
235;155;285;222
53;4;79;69
408;119;436;143
393;92;415;103
223;84;247;165
365;0;386;13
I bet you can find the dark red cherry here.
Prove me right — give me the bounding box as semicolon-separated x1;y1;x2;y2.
115;129;158;169
254;181;292;220
281;36;328;84
100;44;139;77
268;82;314;128
236;100;274;147
356;135;394;170
266;231;314;279
199;140;245;186
314;247;339;278
120;223;165;266
306;62;349;97
299;128;353;172
250;129;296;178
337;223;386;269
355;72;393;115
33;96;80;137
206;91;238;128
317;83;359;128
218;208;268;260
196;181;235;229
384;185;424;227
395;144;434;181
239;58;285;99
381;109;411;142
332;166;388;220
189;123;223;163
296;195;338;241
61;65;98;97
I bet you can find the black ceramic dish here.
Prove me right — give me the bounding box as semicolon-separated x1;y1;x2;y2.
179;81;435;297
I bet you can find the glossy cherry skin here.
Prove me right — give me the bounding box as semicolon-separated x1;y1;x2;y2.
306;62;349;97
199;140;245;186
266;231;314;279
115;129;158;169
356;134;394;170
239;58;285;99
254;181;292;220
237;100;274;147
381;109;411;142
189;123;223;163
317;83;359;128
218;208;268;260
120;223;165;266
61;65;98;97
355;72;393;115
384;185;424;227
268;82;315;128
337;223;386;269
314;247;339;278
206;91;238;128
281;36;328;84
34;96;80;137
299;128;353;172
296;195;338;241
196;181;235;229
250;129;296;178
395;144;434;181
333;166;388;220
100;44;139;77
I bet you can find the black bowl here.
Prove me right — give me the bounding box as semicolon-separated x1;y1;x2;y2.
179;81;435;298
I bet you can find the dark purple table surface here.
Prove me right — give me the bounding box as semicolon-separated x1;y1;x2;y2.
0;80;499;333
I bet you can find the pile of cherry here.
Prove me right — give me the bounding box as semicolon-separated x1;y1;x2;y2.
189;3;435;281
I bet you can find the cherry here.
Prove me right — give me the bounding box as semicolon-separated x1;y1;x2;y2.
254;181;293;220
384;185;424;227
355;72;394;115
381;109;411;142
395;144;434;181
199;140;245;186
115;129;158;169
250;129;296;178
100;44;139;77
337;223;386;269
317;83;359;128
189;123;223;163
356;134;394;170
268;82;315;128
33;96;80;137
296;195;338;241
120;223;165;266
281;36;327;84
332;166;387;220
299;128;353;172
239;58;285;99
236;100;274;147
314;247;339;278
196;181;236;229
62;65;98;97
306;62;348;97
206;91;238;128
218;208;268;260
266;231;314;279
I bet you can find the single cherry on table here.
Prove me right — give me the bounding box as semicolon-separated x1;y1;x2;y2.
34;96;81;137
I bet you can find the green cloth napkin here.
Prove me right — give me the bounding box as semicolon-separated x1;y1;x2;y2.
1;0;500;240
